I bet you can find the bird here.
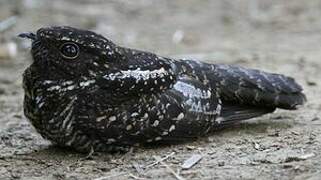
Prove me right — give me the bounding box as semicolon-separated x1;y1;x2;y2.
19;26;306;153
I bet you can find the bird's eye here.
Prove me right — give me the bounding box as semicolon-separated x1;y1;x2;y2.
60;42;79;59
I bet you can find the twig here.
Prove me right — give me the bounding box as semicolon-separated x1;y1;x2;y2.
81;146;95;160
95;152;176;180
153;155;185;180
94;172;146;180
0;16;17;32
128;173;146;180
93;172;128;180
145;152;175;168
133;163;144;174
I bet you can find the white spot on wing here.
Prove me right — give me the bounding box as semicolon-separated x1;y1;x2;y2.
174;113;184;120
169;125;176;132
104;67;168;82
109;116;116;121
173;81;211;99
152;120;159;127
79;80;96;87
126;124;133;130
47;85;61;91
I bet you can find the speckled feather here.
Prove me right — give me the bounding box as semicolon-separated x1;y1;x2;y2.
21;26;306;152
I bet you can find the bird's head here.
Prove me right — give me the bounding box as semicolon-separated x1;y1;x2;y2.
19;26;121;80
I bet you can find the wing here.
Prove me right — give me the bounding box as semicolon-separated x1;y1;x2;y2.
153;77;275;141
150;76;221;141
175;60;306;110
96;48;177;98
73;76;221;144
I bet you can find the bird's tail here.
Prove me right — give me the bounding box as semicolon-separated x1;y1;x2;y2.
210;64;307;110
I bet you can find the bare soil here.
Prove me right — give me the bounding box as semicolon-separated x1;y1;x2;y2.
0;1;320;179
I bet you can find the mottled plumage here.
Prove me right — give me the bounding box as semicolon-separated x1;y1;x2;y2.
20;26;306;152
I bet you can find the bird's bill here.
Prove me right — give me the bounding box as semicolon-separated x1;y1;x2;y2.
18;32;37;41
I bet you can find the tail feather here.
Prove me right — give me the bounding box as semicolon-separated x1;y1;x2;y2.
218;103;275;125
212;64;307;110
273;92;306;110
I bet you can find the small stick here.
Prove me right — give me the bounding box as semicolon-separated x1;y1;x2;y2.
81;146;95;160
145;152;175;168
128;173;146;180
95;152;176;180
93;172;128;180
133;163;144;174
153;155;185;180
0;16;17;32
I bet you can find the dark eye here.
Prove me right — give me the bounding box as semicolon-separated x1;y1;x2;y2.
60;42;79;59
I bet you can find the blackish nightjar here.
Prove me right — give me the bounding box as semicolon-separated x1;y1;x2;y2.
19;26;306;152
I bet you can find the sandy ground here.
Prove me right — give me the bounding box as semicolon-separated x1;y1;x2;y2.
0;0;320;179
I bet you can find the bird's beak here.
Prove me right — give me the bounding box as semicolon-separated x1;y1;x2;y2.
18;32;37;41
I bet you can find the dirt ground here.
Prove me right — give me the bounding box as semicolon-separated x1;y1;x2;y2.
0;0;320;179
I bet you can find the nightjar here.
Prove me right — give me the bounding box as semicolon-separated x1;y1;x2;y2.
19;26;306;152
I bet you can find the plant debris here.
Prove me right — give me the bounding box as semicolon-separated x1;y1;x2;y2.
181;154;203;169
